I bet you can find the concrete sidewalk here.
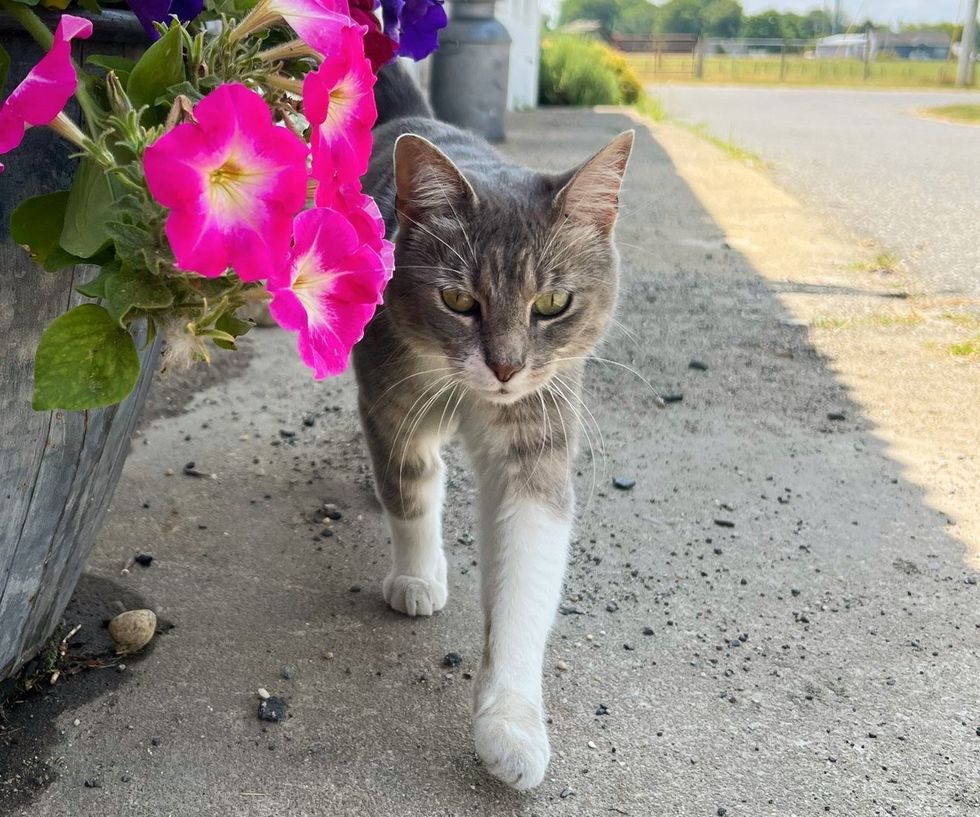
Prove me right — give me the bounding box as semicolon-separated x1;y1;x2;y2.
2;109;978;817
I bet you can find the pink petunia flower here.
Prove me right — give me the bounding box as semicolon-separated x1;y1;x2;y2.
143;83;309;281
315;180;394;273
0;15;93;172
267;207;393;378
303;26;377;187
231;0;356;57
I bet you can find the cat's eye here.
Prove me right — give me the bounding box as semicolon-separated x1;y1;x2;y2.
532;290;571;317
441;289;477;314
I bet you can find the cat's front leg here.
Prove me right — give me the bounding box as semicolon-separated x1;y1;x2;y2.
470;455;573;790
360;399;448;617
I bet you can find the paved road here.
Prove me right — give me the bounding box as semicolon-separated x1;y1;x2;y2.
651;86;980;295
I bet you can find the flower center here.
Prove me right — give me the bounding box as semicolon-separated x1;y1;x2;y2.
291;250;337;323
206;154;265;223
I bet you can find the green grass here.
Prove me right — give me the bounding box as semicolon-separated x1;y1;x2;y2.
848;252;902;275
921;104;980;124
679;121;762;165
811;312;923;330
626;53;968;89
948;337;980;357
635;92;667;122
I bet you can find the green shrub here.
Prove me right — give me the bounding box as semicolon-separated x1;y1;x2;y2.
539;36;622;106
601;48;643;104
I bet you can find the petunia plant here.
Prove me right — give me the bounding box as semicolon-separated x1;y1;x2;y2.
0;0;447;411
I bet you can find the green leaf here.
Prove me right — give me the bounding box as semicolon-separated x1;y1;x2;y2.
32;304;140;411
75;266;116;299
103;266;174;325
61;158;116;258
106;221;151;259
0;44;10;94
127;24;185;124
211;312;254;349
86;54;135;78
10;191;85;270
8;0;42;7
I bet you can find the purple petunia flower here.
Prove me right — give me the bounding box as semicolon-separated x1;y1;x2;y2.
381;0;447;62
126;0;204;39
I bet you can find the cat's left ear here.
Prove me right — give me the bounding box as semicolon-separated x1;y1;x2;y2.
554;130;634;235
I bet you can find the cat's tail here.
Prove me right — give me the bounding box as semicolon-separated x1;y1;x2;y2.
373;62;433;127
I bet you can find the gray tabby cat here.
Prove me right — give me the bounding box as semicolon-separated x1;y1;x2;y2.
355;65;632;790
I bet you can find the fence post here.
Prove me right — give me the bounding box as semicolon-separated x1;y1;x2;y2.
863;24;872;81
780;39;787;81
696;36;704;79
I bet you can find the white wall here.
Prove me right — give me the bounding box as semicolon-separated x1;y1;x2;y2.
496;0;542;110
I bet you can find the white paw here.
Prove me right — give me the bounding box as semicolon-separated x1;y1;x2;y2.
383;573;447;616
473;688;551;790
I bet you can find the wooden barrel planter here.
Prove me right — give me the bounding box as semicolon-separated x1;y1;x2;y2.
0;11;159;681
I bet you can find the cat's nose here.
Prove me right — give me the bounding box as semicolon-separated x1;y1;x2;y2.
489;361;523;383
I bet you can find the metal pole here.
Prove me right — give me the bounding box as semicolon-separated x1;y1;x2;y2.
957;0;979;87
780;39;787;81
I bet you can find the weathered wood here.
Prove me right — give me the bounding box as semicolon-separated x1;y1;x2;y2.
0;12;157;680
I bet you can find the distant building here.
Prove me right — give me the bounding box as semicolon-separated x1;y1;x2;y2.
556;19;609;41
815;30;951;61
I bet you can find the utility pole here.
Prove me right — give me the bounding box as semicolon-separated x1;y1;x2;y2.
958;0;979;87
833;0;842;34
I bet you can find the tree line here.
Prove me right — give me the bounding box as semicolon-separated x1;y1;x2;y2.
557;0;965;40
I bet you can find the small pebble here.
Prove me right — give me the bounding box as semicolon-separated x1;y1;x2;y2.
134;553;153;567
642;626;654;636
281;665;296;680
606;600;619;613
827;411;846;421
323;504;343;520
612;477;636;491
164;468;174;476
595;703;609;716
714;519;735;528
323;651;335;660
557;660;568;671
560;787;575;799
587;740;598;749
73;718;81;727
662;393;684;403
257;687;271;700
443;652;462;668
689;359;709;371
302;416;316;427
182;462;209;478
83;778;101;789
257;696;288;723
717;809;727;816
349;585;361;593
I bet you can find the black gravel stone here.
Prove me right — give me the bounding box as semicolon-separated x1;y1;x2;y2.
182;462;208;477
83;778;102;788
443;652;462;668
134;553;154;567
689;359;709;371
258;697;288;723
643;626;655;636
714;519;735;528
612;477;636;490
595;703;609;716
323;504;343;520
662;393;684;403
606;600;619;613
302;416;316;427
281;665;296;680
827;411;846;421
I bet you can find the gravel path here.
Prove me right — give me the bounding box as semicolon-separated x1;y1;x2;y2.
651;85;980;295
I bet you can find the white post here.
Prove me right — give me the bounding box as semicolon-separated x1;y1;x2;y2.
957;0;979;87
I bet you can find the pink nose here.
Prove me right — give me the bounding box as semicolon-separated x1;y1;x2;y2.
489;362;523;383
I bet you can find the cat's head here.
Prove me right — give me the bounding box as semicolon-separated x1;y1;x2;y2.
384;130;633;405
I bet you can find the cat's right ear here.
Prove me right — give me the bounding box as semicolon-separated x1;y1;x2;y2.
393;134;478;230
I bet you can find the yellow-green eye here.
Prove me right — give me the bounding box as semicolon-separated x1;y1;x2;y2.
532;290;571;317
441;289;477;313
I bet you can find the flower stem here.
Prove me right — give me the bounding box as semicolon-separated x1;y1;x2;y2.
257;39;318;63
264;74;304;95
0;0;53;50
228;0;273;44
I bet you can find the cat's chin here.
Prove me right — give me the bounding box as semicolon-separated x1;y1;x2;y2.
474;386;534;406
